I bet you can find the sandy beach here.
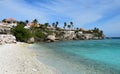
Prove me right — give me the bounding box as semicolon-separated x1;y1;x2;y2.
0;42;60;74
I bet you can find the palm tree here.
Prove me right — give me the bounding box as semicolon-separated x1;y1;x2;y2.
63;22;67;29
25;20;29;26
2;19;6;22
18;21;25;26
67;25;71;30
52;23;55;28
76;27;79;30
70;21;73;30
33;19;38;24
25;20;29;24
56;21;58;25
55;21;58;28
32;19;38;27
93;27;99;33
44;23;49;27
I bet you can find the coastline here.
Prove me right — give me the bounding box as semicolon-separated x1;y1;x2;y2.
0;42;60;74
31;40;120;74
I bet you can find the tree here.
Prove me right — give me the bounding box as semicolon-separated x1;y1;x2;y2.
63;22;67;29
52;23;55;28
40;24;46;30
70;21;73;29
12;24;32;42
31;19;38;27
33;19;38;24
2;19;6;22
44;23;49;27
56;21;58;25
35;29;46;39
76;27;79;30
25;20;29;24
67;25;71;30
93;27;99;33
18;21;26;27
55;21;58;28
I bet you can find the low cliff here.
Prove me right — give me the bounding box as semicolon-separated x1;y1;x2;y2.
46;30;104;42
0;34;16;45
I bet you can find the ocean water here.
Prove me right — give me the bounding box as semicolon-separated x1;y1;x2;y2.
30;39;120;74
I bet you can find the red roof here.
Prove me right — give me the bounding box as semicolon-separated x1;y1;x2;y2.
6;18;15;21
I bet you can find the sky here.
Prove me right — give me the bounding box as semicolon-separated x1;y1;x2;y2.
0;0;120;37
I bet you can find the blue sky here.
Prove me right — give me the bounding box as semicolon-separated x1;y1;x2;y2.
0;0;120;37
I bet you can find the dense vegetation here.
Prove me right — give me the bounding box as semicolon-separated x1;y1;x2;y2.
12;24;32;42
10;19;104;42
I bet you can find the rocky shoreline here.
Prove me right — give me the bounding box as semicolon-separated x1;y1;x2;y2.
0;30;104;44
0;18;104;44
44;30;104;42
0;34;16;45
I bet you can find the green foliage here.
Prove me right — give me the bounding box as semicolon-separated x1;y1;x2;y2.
35;29;46;39
92;27;104;37
12;25;32;42
25;20;29;24
44;23;49;27
67;25;71;29
18;21;26;26
33;19;38;24
55;31;65;37
63;22;67;29
39;24;53;35
52;23;55;27
2;19;6;22
10;19;104;42
75;30;79;33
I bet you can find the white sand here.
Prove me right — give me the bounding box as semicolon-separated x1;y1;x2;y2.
0;42;60;74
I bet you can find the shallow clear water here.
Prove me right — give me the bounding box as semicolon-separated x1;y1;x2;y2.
30;39;120;74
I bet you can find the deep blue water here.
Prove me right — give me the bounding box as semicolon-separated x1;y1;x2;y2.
30;39;120;74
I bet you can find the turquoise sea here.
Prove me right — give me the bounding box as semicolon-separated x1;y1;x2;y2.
30;39;120;74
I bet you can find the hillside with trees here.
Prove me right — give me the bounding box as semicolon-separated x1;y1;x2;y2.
0;18;104;43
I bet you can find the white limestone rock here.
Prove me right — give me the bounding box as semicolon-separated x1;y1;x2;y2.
0;34;16;45
47;35;56;41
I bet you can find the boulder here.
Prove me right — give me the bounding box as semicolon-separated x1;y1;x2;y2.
83;34;94;40
63;31;76;40
27;37;35;43
47;35;56;42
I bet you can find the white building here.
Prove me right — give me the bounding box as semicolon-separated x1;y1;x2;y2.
1;18;17;28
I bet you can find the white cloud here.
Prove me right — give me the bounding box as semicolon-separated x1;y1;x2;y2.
0;0;48;23
0;0;120;36
99;15;120;37
39;0;120;26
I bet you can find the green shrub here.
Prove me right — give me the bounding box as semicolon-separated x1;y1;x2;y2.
35;30;46;39
12;25;32;42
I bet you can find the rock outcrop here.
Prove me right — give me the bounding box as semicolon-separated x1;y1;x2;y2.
54;30;104;41
63;31;76;40
45;30;104;42
46;35;56;42
0;34;16;45
0;26;11;34
76;33;94;40
27;37;35;44
55;31;76;40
